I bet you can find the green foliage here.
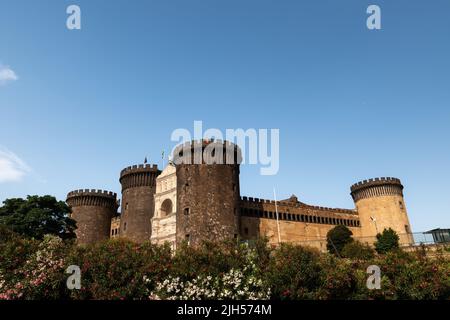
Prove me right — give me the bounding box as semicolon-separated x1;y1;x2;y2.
316;255;359;299
326;225;353;255
153;240;271;300
0;235;71;299
67;239;172;300
374;228;400;254
341;241;375;260
1;232;449;300
0;196;76;240
266;244;322;299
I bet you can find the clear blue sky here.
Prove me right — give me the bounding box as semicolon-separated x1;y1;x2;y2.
1;0;449;232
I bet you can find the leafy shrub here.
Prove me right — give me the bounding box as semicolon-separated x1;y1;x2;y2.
341;241;375;260
266;244;322;299
376;250;450;299
170;239;270;281
316;255;359;299
0;235;71;300
67;239;172;300
154;239;271;300
152;261;269;300
374;228;400;254
1;232;449;300
326;225;353;255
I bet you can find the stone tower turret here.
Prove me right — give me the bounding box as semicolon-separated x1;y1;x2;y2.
351;177;413;245
119;164;161;243
173;140;242;246
66;189;118;244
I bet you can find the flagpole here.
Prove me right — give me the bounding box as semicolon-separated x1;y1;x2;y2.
162;150;165;169
273;187;281;244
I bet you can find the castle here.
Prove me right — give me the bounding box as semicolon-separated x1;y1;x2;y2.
66;140;414;251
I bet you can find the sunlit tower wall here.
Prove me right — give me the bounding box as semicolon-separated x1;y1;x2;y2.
173;140;242;246
119;164;161;243
66;189;118;244
350;177;414;246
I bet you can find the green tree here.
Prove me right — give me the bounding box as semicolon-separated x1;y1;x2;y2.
374;228;400;254
0;195;76;240
341;241;375;260
326;225;353;256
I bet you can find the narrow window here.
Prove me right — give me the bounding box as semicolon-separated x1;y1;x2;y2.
184;208;190;215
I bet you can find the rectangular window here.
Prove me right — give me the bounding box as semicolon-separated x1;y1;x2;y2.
184;208;190;215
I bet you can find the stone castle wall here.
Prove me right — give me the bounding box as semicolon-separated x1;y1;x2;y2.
239;195;362;250
66;189;118;244
174;140;241;246
119;164;161;243
67;142;413;249
351;177;414;245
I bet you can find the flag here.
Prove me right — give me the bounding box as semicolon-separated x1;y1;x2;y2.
144;157;147;164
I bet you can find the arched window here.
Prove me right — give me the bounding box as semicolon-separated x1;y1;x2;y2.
160;199;173;217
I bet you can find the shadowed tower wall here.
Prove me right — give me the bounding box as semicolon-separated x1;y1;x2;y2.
351;177;414;245
66;189;118;244
119;164;161;243
173;140;242;246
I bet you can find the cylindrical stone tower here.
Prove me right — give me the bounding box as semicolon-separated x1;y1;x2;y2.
173;139;242;246
351;177;414;246
119;164;161;243
66;189;118;244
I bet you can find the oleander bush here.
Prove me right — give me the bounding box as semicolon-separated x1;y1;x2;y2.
150;239;271;300
66;239;172;300
1;227;449;300
0;234;71;299
266;244;323;299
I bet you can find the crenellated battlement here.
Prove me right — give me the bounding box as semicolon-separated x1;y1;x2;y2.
67;189;117;199
120;164;160;178
119;164;161;191
172;139;242;165
240;196;357;215
239;196;360;227
351;177;402;191
350;177;404;202
66;189;118;209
